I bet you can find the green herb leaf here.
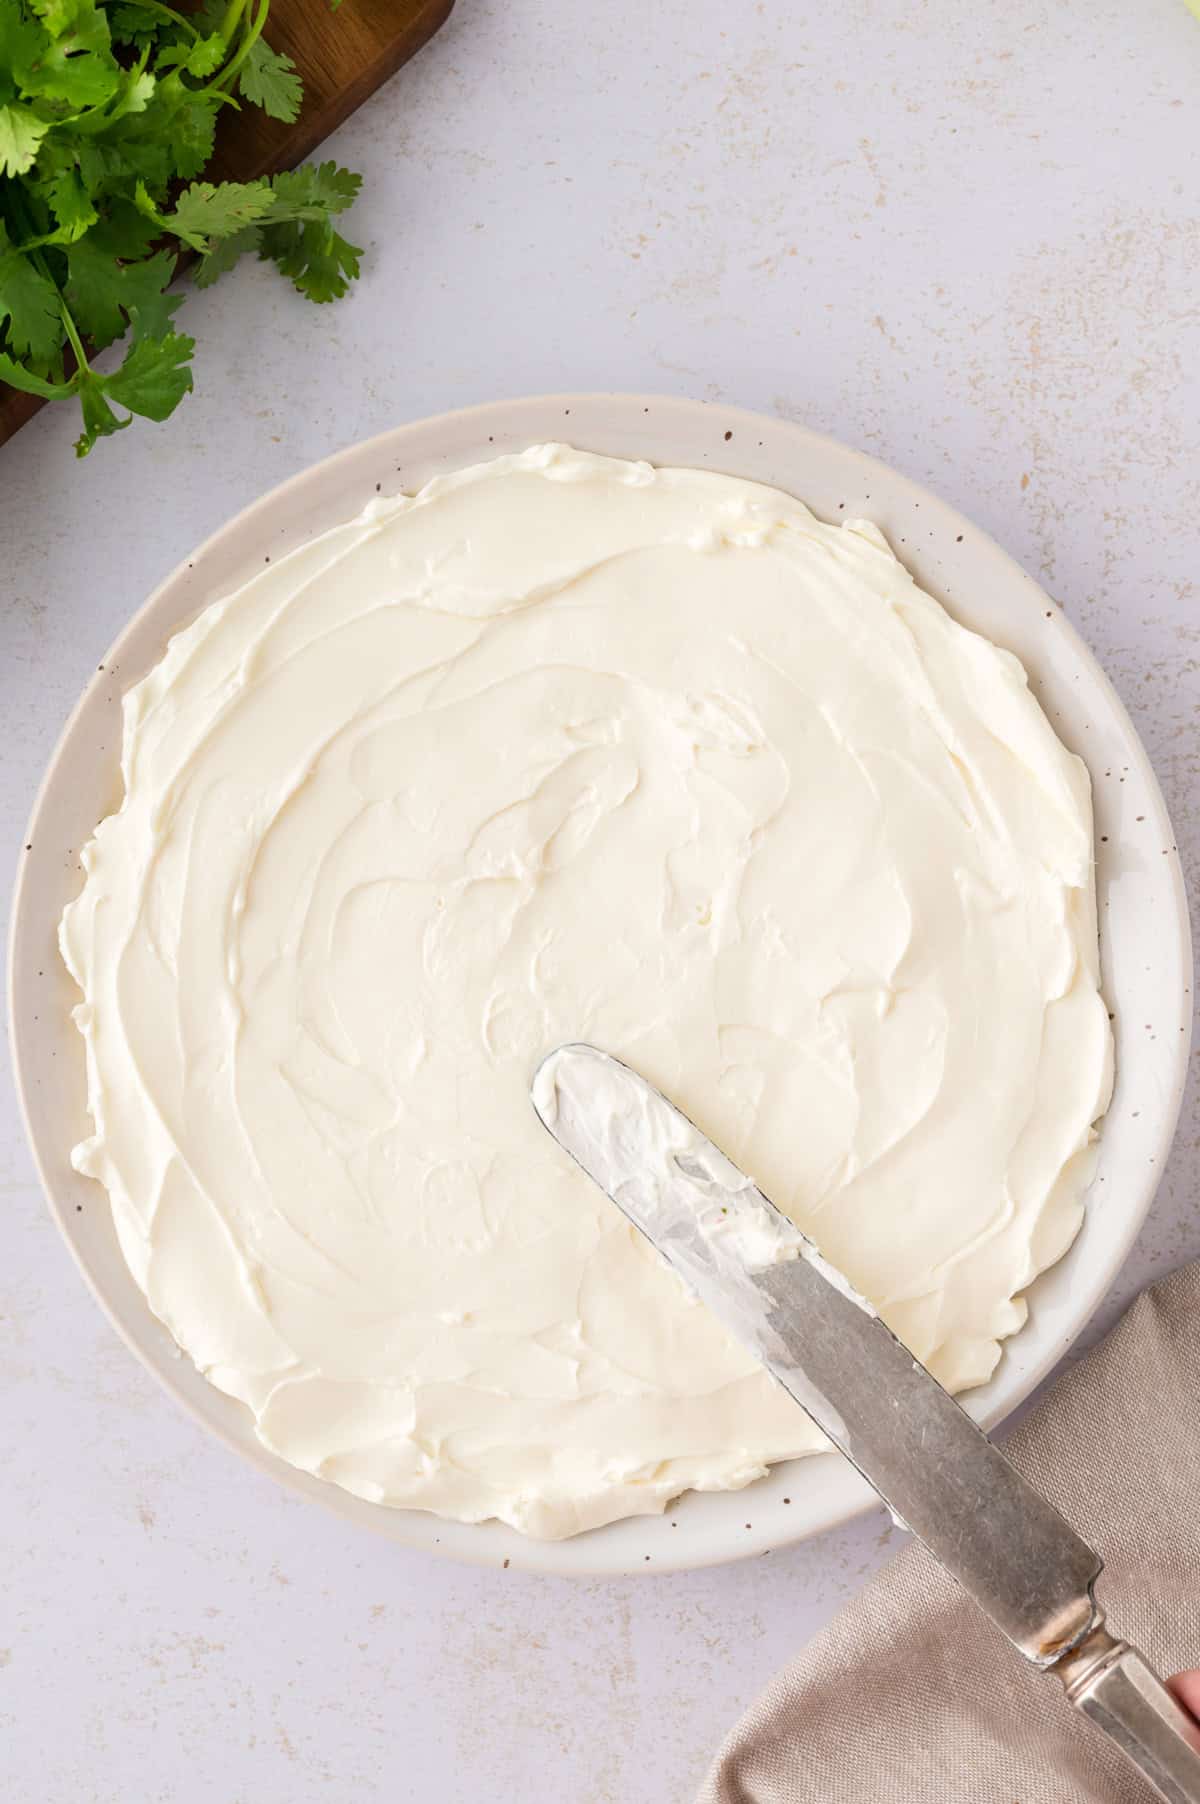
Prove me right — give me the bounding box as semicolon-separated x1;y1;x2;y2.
74;370;125;454
259;216;361;304
237;37;302;123
127;250;181;338
168;90;219;179
267;159;361;220
65;217;170;348
193;222;258;288
73;323;195;456
0;0;49;82
156;31;226;78
0;227;63;361
44;166;98;241
0;101;49;175
103;321;193;418
65;233;137;347
103;70;216;194
18;0;120;109
254;162;363;300
28;0;95;37
167;177;274;247
73;136;110;195
189;0;228;31
103;62;157;124
88;198;159;259
107;4;159;48
182;32;226;77
0;347;74;396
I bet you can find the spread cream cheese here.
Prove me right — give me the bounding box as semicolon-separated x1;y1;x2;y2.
60;445;1114;1538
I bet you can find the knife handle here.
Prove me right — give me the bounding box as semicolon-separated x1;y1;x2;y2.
1057;1625;1200;1803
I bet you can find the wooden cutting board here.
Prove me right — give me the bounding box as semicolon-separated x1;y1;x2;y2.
0;0;454;447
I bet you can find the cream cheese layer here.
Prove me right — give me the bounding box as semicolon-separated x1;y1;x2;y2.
61;446;1113;1538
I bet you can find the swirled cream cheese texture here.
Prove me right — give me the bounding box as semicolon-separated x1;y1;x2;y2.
60;446;1114;1538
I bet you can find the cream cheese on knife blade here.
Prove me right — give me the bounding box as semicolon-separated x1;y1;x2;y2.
60;445;1113;1538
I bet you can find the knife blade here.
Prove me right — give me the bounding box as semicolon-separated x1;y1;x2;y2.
531;1040;1103;1663
530;1043;1200;1802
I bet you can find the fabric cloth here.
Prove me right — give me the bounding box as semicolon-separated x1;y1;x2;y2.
699;1261;1200;1804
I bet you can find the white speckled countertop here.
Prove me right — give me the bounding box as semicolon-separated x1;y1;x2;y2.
2;3;1198;1798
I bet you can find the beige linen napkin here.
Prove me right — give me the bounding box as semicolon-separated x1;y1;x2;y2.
700;1261;1200;1804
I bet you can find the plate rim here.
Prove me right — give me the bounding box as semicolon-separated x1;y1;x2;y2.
9;391;1193;1576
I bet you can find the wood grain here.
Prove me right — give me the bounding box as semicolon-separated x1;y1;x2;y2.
0;0;454;447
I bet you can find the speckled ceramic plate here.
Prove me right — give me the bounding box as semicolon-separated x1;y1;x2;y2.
9;395;1192;1575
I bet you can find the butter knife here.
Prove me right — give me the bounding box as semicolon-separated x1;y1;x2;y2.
531;1042;1200;1804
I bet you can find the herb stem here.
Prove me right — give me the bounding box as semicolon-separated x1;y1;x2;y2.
58;298;90;374
207;0;269;93
217;0;250;47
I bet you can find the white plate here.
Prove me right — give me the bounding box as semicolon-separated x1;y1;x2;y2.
9;395;1192;1576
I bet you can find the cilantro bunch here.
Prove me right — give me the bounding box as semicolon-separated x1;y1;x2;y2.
0;0;361;455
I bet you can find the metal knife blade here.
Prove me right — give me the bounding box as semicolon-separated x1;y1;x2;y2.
531;1041;1102;1667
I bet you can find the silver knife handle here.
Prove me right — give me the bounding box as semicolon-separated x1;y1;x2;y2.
1057;1625;1200;1803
